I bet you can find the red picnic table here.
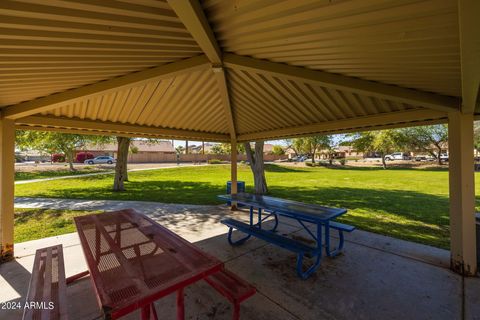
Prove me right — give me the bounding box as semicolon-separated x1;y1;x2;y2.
73;209;223;320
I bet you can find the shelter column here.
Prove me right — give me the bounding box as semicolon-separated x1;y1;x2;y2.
448;111;477;275
0;118;15;262
230;140;238;209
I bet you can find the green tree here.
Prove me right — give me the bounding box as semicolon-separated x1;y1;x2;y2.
220;142;246;155
16;131;111;171
350;130;405;169
210;144;224;155
271;145;285;155
293;135;332;164
349;131;375;155
400;124;448;165
283;139;299;157
175;145;185;154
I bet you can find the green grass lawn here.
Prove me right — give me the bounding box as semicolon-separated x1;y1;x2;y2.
14;164;480;249
14;208;102;243
15;166;107;181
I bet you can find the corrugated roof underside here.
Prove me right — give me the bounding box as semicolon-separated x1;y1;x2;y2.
203;0;461;97
0;0;201;107
41;68;229;134
227;68;422;136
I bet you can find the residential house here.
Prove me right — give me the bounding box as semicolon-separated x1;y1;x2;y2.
80;140;175;163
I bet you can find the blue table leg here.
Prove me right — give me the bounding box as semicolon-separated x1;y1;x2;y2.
258;208;262;228
324;221;344;257
226;206;254;246
227;227;251;246
255;210;278;232
269;213;279;232
296;223;322;279
249;206;254;226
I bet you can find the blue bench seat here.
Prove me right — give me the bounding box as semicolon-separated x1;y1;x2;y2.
329;221;355;232
222;218;322;279
222;218;316;254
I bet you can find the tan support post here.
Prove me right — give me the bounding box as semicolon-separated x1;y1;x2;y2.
448;112;477;275
231;140;238;210
0;119;15;262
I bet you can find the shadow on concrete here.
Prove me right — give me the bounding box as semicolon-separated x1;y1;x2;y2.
0;259;32;319
1;207;466;320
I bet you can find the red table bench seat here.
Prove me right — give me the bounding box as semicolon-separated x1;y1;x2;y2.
23;244;68;320
205;269;256;320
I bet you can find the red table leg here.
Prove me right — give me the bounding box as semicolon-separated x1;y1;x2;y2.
150;303;158;320
141;305;150;320
233;303;240;320
176;288;185;320
66;270;90;284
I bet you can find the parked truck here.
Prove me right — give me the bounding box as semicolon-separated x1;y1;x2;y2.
384;152;410;161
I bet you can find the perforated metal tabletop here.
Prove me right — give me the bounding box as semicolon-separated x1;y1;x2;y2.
74;209;223;319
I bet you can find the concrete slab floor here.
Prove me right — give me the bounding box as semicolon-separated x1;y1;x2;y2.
466;277;480;320
0;206;477;320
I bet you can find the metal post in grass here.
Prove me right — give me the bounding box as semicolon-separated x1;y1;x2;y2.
231;140;238;210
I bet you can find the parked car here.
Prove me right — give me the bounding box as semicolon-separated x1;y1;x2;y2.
84;156;115;165
439;153;449;162
291;155;308;162
415;155;435;161
384;152;410;161
414;155;427;161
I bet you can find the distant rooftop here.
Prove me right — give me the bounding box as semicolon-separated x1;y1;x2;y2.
84;140;175;153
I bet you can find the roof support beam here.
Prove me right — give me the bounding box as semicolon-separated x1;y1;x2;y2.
237;109;448;141
168;0;222;64
17;116;229;142
458;0;480;114
2;55;210;120
224;53;460;113
15;125;157;139
168;0;237;140
168;1;236;139
213;67;236;140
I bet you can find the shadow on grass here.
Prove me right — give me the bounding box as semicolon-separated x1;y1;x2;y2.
14;208;63;224
269;186;448;219
15;167;108;181
33;180;225;205
268;186;450;248
323;164;449;172
264;164;307;173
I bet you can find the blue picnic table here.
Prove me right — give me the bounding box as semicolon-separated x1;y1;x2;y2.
218;193;355;279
